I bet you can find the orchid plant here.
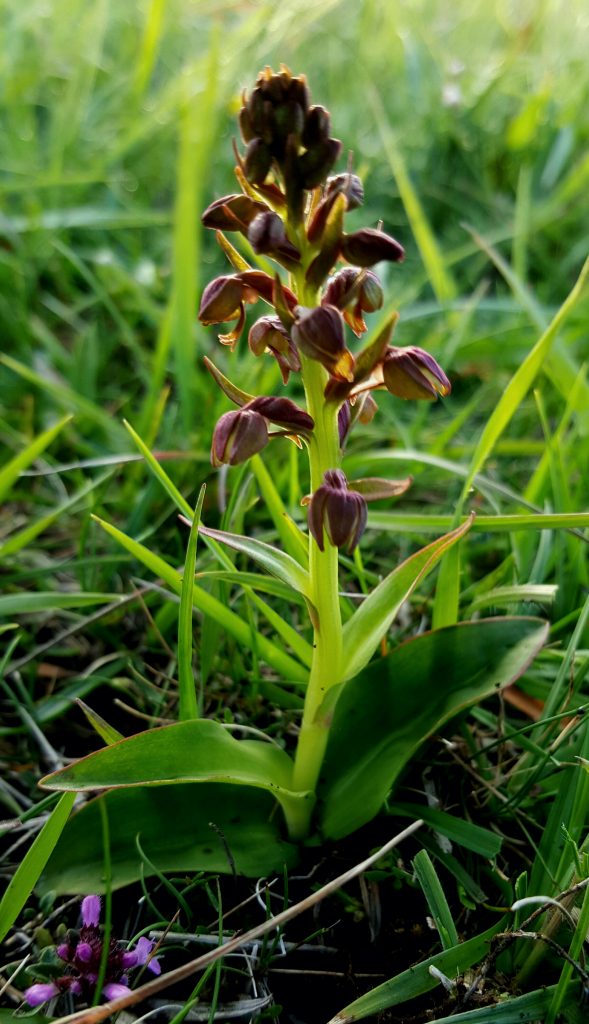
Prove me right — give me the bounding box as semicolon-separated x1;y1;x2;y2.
38;68;547;892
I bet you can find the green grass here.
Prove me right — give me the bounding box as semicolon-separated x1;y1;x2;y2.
1;0;588;1021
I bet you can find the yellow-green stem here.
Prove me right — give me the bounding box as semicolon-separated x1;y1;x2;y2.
289;273;345;837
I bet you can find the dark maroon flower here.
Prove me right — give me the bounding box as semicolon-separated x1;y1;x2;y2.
292;305;354;381
306;469;367;553
211;408;269;467
382;346;451;400
247;211;300;261
341;228;404;267
248;315;301;383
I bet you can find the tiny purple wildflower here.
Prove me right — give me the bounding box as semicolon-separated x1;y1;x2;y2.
23;895;162;1009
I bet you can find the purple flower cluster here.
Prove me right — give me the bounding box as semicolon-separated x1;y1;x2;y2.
24;895;161;1008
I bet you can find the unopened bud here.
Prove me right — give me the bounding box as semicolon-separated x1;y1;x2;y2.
299;138;342;189
302;105;331;148
244;138;273;184
382;346;451;400
341;228;404;266
211;408;268;467
247;211;300;261
292;305;354;381
306;469;367;552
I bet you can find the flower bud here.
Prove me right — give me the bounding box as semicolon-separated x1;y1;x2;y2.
299;137;342;189
244;138;272;184
307;469;367;552
211;408;268;467
338;400;352;447
302;105;331;148
341;228;404;266
325;172;364;209
25;983;60;1007
248;315;301;382
247;211;300;261
292;305;354;381
382;346;451;400
201;194;268;233
248;395;314;433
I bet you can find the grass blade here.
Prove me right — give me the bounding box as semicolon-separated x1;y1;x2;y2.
412;849;459;950
0;792;76;943
178;485;206;721
0;414;72;503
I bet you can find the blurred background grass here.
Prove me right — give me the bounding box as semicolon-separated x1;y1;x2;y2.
1;0;588;679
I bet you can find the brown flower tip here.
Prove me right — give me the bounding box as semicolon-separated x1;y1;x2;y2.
306;469;367;553
382;346;451;400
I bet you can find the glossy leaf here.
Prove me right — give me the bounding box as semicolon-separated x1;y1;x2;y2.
341;516;473;681
41;719;310;833
38;784;298;894
320;618;548;839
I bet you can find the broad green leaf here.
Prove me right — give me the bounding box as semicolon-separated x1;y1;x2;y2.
341;517;473;681
199;524;311;598
0;792;75;942
328;921;504;1024
41;719;310;835
0;592;122;616
320;618;548;839
0;414;72;503
92;515;308;682
38;785;298;894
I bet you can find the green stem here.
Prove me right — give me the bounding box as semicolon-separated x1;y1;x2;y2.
289;275;345;837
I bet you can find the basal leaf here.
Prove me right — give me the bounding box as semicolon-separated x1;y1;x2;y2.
38;785;298;894
40;719;310;835
341;516;473;680
320;618;548;839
